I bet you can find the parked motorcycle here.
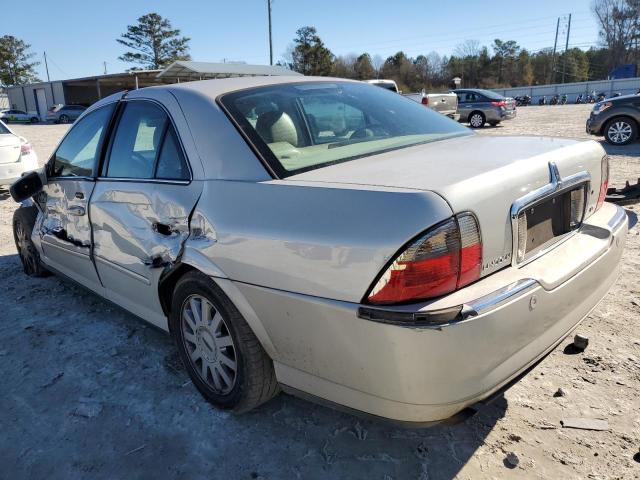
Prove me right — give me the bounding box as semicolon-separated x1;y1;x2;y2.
515;95;531;106
550;94;560;105
560;94;568;105
597;92;607;102
575;94;585;104
538;96;547;105
611;92;622;98
586;94;596;103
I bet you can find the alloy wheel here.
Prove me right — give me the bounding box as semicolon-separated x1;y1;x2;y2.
607;121;632;144
470;114;483;128
180;294;238;394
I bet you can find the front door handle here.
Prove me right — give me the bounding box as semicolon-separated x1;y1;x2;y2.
67;205;86;216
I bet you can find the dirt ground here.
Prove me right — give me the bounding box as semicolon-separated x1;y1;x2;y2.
1;105;639;480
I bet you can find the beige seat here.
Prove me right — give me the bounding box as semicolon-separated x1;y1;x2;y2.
255;111;299;146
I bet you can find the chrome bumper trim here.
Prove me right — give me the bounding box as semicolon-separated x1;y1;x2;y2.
607;204;627;229
460;278;538;320
357;279;539;329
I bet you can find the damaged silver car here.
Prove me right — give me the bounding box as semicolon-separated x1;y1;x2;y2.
11;77;627;425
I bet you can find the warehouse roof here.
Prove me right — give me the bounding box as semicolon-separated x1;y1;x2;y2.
157;61;301;80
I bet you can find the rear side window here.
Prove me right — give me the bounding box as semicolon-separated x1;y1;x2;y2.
106;101;189;180
51;104;115;177
155;128;189;180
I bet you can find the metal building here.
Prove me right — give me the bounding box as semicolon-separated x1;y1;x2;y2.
6;62;300;120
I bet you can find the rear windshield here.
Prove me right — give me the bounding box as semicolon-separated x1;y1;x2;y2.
475;89;505;100
219;81;470;177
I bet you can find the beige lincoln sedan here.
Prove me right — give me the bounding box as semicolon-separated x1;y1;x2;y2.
11;76;627;425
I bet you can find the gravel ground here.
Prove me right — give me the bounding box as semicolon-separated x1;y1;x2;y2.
1;106;639;480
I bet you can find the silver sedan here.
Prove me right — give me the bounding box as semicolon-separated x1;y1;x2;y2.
11;77;626;425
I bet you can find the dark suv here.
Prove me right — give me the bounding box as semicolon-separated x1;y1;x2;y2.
586;93;640;145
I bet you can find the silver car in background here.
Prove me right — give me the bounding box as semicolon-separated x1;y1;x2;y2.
11;76;626;425
454;88;517;127
45;104;87;124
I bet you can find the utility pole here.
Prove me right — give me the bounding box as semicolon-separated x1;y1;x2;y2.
103;61;107;75
267;0;273;65
550;17;560;84
43;51;51;82
562;14;572;84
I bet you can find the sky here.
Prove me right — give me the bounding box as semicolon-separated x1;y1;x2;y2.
1;0;601;81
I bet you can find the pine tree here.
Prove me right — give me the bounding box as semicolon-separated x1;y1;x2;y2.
0;36;40;87
291;27;334;76
117;13;191;70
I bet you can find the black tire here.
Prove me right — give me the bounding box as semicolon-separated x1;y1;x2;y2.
170;271;279;413
604;116;637;146
59;114;69;124
469;111;485;128
13;207;50;277
30;117;39;124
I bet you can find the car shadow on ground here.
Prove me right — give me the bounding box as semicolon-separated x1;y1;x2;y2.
0;187;11;201
0;252;509;480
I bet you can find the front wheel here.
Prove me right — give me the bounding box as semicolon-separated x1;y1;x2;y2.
30;117;39;123
469;112;485;128
58;114;69;124
13;207;49;277
604;117;637;145
170;271;279;413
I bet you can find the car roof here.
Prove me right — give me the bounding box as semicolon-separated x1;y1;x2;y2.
148;75;360;100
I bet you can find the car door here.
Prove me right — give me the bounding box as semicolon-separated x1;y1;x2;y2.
39;102;116;293
456;92;472;121
90;99;201;328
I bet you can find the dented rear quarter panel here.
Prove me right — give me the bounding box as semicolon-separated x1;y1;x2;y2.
182;179;453;303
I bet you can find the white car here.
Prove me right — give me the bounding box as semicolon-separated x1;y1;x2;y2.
0;109;40;124
0;120;38;185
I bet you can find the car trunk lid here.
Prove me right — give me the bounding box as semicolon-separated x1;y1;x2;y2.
286;134;604;277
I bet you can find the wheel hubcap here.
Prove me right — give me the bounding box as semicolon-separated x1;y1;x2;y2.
608;122;632;143
471;115;482;127
181;295;237;394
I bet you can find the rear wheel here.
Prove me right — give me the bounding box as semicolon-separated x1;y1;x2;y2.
30;117;39;124
469;111;485;128
604;117;637;145
59;114;69;124
13;207;49;277
170;271;279;413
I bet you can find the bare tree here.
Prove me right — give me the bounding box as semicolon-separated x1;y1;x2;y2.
592;0;639;70
454;39;481;58
371;54;384;78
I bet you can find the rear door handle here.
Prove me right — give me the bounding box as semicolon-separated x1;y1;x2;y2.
67;205;86;216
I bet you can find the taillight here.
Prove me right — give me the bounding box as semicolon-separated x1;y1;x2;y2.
491;100;506;107
366;213;482;305
20;143;32;155
596;155;609;210
421;96;429;106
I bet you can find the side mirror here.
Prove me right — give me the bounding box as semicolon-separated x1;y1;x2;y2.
10;171;43;202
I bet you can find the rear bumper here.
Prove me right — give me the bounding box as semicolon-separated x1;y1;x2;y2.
235;202;627;423
0;155;38;185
